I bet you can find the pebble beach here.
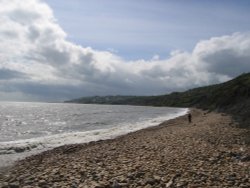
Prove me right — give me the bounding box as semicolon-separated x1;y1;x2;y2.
0;109;249;187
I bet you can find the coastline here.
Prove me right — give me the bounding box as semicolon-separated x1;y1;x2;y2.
1;109;249;187
0;106;187;171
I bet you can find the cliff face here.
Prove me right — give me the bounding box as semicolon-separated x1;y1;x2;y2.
68;73;250;128
165;73;250;128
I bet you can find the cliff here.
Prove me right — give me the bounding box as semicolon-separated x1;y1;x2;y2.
67;73;250;128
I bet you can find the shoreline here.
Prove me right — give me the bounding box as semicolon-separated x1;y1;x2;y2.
0;107;187;171
1;109;250;187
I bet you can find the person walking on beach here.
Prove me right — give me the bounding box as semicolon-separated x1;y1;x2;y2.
188;113;192;123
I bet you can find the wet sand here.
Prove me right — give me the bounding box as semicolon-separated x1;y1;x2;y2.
0;109;249;187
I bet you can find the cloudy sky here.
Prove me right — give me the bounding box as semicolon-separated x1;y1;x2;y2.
0;0;250;102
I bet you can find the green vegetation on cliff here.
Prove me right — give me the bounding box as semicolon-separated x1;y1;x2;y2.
67;73;250;127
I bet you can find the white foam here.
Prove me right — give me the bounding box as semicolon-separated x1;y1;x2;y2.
0;108;188;168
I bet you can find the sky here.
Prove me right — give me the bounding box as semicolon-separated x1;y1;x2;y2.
0;0;250;102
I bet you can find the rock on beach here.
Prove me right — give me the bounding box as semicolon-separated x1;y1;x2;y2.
0;109;249;187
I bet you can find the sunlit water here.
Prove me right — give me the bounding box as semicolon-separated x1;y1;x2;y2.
0;102;187;168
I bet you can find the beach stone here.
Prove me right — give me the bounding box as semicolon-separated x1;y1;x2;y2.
71;182;78;188
144;184;152;188
166;179;173;187
38;179;47;186
240;184;250;188
0;182;9;188
177;181;188;187
13;147;26;153
127;173;135;180
135;171;145;178
145;177;157;185
24;180;34;185
118;176;127;183
241;155;250;162
9;181;20;188
188;184;202;188
153;175;161;181
112;180;121;188
1;109;249;188
242;178;249;183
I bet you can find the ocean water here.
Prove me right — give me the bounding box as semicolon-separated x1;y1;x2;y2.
0;102;188;168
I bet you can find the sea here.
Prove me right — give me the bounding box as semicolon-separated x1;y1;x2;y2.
0;102;188;168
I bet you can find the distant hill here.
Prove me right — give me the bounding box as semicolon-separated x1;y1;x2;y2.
67;73;250;128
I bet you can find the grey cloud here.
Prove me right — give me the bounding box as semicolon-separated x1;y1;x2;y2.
76;53;96;76
0;68;27;80
40;46;71;66
3;84;92;102
0;0;250;102
9;9;41;25
141;65;169;79
0;30;19;38
201;49;250;77
28;25;41;41
194;33;250;78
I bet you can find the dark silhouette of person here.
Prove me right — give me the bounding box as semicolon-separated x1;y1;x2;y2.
188;113;192;123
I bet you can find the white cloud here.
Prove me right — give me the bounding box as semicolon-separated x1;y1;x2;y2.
0;0;250;101
193;33;250;77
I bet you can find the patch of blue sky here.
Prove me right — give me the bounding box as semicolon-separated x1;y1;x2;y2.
44;0;250;60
